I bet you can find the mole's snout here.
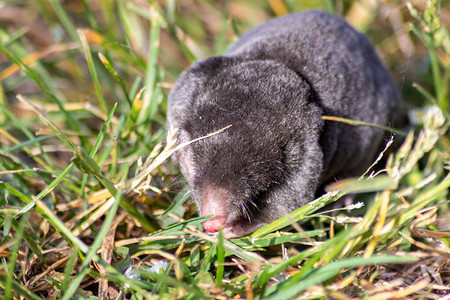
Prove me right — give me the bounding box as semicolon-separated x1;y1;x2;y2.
200;185;229;233
202;215;226;233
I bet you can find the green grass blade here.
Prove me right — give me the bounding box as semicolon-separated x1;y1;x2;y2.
250;191;341;238
150;216;211;236
48;0;80;42
4;215;26;299
192;230;267;263
160;186;191;218
16;163;74;216
17;94;158;231
0;274;41;300
267;255;418;299
117;0;146;53
254;228;367;289
326;175;398;194
79;29;108;114
80;102;117;201
234;230;325;249
5;135;54;153
137;5;162;126
60;246;80;293
0;103;54;168
11;218;45;262
61;174;124;300
98;53;132;106
215;228;225;287
91;103;117;157
0;44;81;134
0;181;89;253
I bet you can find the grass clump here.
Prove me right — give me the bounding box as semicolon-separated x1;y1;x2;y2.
0;0;449;299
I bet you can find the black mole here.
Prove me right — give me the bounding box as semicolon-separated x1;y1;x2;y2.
167;10;400;238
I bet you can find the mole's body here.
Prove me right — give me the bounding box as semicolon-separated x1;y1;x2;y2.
167;10;399;238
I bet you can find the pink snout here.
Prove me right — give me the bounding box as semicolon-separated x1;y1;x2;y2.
202;215;226;233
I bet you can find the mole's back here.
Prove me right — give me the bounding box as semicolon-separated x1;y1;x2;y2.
226;10;399;178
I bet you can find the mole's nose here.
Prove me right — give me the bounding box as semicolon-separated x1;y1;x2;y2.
202;215;226;233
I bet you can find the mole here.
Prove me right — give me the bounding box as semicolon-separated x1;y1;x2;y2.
167;10;400;238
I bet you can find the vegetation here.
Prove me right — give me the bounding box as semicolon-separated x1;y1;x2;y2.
0;0;448;299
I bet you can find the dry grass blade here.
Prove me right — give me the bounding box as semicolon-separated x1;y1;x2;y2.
0;43;79;80
72;197;115;236
98;212;127;300
368;279;429;299
322;115;407;136
16;94;78;151
125;125;232;194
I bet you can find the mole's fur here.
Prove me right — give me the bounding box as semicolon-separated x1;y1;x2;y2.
167;10;400;238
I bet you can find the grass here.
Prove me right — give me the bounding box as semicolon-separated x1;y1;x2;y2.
0;0;449;299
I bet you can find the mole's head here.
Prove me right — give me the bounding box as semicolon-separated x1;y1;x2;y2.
167;56;322;238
